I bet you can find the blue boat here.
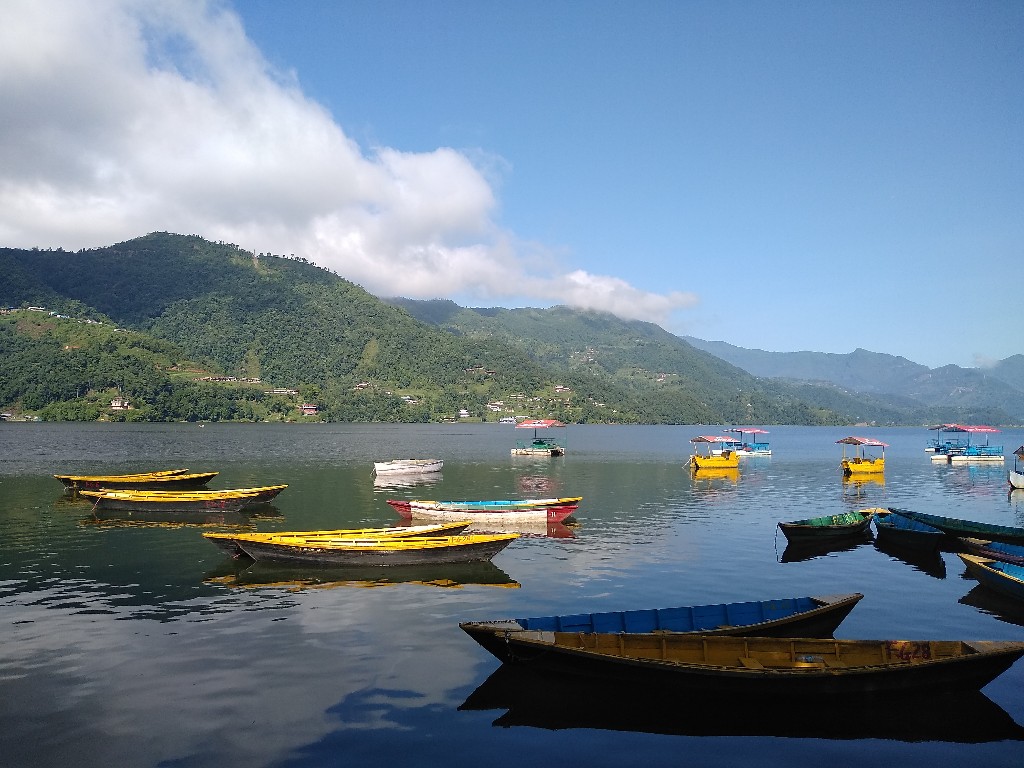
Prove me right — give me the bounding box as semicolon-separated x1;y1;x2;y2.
888;508;1024;545
961;538;1024;566
959;554;1024;602
874;509;944;550
460;593;864;663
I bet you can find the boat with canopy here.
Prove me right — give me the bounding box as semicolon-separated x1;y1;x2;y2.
511;419;566;456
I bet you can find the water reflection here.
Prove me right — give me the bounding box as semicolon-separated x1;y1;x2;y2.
464;521;576;539
779;533;874;563
872;539;947;579
373;472;443;490
460;665;1024;742
204;559;521;590
959;585;1024;629
83;508;271;527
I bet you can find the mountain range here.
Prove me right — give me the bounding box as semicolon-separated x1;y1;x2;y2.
0;232;1019;425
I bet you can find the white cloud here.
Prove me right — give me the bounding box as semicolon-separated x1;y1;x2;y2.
0;0;695;327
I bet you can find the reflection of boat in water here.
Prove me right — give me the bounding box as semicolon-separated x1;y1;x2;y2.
373;472;443;490
872;538;947;579
465;521;576;539
205;559;520;590
690;467;740;485
459;664;1024;742
779;532;873;563
515;475;560;495
85;507;268;527
960;584;1024;629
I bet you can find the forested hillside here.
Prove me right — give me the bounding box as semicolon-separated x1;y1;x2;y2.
2;232;1008;425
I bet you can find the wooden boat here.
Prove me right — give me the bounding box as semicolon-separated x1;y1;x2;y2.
724;427;771;456
688;435;739;470
777;508;875;543
387;497;580;523
459;630;1024;698
961;538;1024;566
461;663;1024;741
511;419;566;456
873;508;943;551
959;554;1024;602
55;469;217;491
1009;445;1024;490
79;485;287;513
461;593;863;663
837;436;886;476
887;507;1024;545
373;459;443;475
203;521;474;558
234;533;519;566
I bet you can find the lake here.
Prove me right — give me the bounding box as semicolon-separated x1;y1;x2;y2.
2;422;1024;768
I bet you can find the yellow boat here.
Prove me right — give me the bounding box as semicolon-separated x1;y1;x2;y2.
54;469;218;491
204;521;474;557
688;435;740;470
79;485;287;513
837;436;887;476
234;532;520;566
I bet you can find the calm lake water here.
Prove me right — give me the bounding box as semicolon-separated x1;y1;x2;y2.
2;423;1024;768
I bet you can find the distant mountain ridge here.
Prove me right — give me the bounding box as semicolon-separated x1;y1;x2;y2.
683;337;1024;422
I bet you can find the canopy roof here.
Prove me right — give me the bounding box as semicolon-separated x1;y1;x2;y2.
515;419;566;429
726;428;769;435
836;436;889;447
930;423;1000;434
691;435;736;444
1014;445;1024;459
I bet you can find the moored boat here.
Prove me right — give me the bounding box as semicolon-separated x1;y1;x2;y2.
55;469;217;491
837;436;886;476
725;427;771;456
947;425;1004;463
873;508;943;551
887;507;1024;545
688;435;739;470
460;593;864;663
960;539;1024;567
203;520;474;558
777;509;875;543
235;532;519;566
958;554;1024;602
1009;446;1024;490
459;630;1024;698
511;419;566;456
80;485;287;513
373;459;443;475
387;497;580;523
925;424;970;461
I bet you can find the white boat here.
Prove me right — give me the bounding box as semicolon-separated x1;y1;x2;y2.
1010;446;1024;490
946;425;1004;463
373;459;443;475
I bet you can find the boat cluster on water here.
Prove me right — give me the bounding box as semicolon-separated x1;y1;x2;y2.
51;420;1024;705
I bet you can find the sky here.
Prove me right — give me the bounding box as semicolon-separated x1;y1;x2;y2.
1;0;1021;369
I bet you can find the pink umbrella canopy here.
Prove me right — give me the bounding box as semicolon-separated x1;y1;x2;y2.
516;419;566;429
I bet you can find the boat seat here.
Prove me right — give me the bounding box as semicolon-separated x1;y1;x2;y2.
738;657;764;669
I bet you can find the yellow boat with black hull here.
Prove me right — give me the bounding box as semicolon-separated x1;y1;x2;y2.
837;436;887;476
235;532;519;566
688;435;739;470
55;469;218;491
79;485;287;513
204;521;474;558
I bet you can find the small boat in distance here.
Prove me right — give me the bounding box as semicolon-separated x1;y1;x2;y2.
373;459;443;475
460;593;864;663
725;427;771;456
778;509;875;543
837;436;886;476
387;497;580;524
926;424;970;461
947;425;1003;463
511;419;566;456
688;435;739;470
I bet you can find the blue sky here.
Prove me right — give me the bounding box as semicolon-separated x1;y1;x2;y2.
1;1;1020;369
